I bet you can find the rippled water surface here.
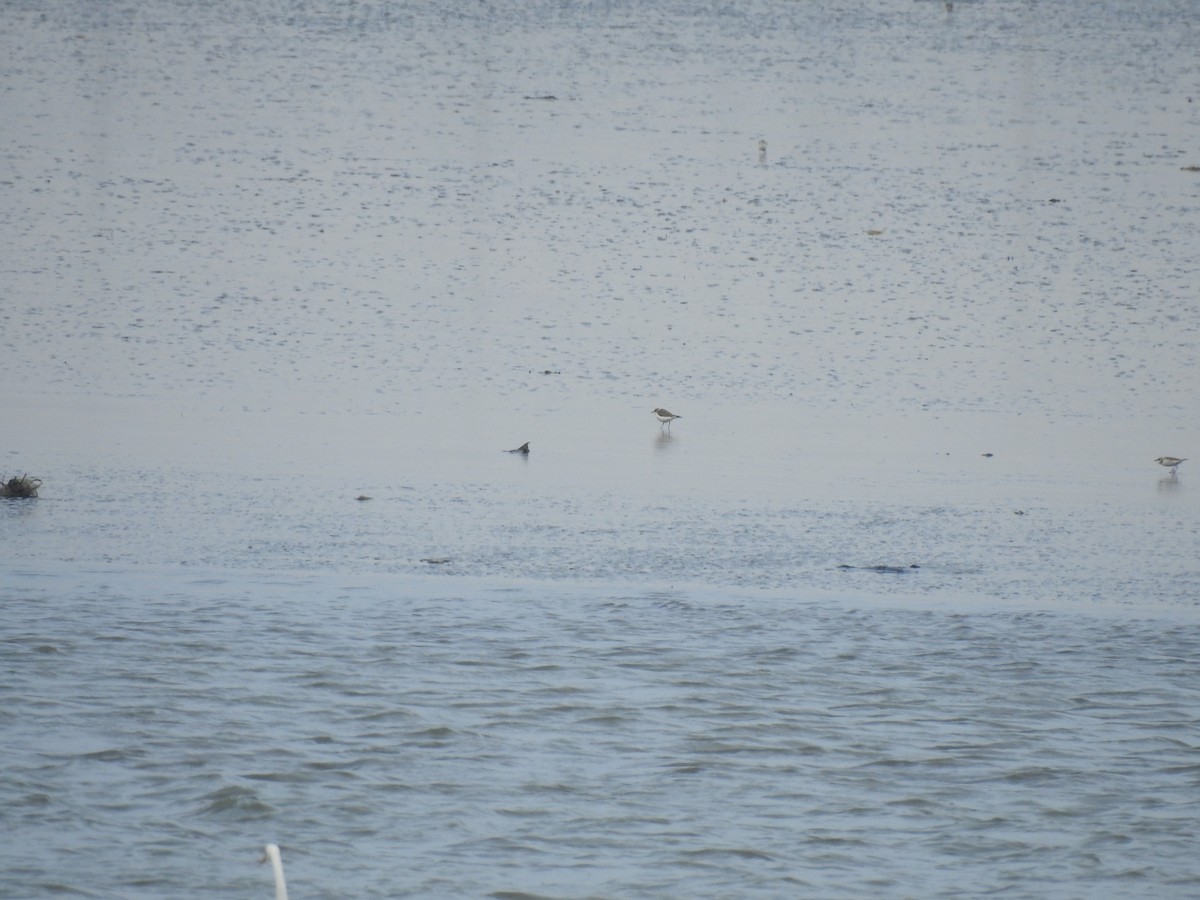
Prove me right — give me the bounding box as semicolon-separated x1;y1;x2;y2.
5;568;1200;898
3;0;1200;896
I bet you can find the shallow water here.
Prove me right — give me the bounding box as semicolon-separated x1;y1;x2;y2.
3;0;1200;896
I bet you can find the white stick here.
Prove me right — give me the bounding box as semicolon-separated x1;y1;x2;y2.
262;844;288;900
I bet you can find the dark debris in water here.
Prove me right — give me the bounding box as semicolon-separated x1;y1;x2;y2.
1;474;42;498
837;564;920;574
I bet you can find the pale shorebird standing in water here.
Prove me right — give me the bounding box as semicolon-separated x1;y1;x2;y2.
653;408;680;430
1155;456;1186;475
757;139;767;166
262;844;288;900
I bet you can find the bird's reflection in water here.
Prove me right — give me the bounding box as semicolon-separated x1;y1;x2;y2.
1157;475;1182;493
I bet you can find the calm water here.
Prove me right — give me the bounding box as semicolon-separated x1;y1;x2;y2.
3;0;1200;896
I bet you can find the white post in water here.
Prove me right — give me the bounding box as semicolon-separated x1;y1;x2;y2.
263;844;288;900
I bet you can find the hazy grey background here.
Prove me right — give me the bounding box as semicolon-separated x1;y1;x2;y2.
4;2;1200;897
3;0;1198;606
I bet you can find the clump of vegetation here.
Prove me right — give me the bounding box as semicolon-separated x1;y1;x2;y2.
1;474;42;498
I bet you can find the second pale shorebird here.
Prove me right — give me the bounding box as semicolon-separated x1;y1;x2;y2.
653;408;680;429
1155;456;1185;474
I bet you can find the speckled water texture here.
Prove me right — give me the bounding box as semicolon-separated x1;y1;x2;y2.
2;0;1199;896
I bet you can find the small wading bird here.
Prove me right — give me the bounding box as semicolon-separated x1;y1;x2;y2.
1155;456;1186;474
653;408;680;430
506;442;530;454
262;844;288;900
